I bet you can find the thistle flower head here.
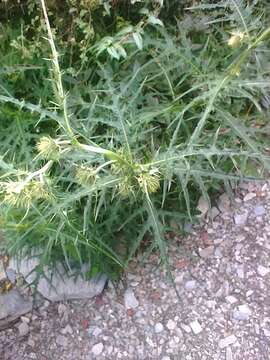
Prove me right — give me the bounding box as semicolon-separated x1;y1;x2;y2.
3;180;50;208
76;165;98;186
136;167;160;194
117;175;135;197
228;31;245;48
37;136;61;161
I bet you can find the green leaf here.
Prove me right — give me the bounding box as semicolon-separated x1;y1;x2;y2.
132;32;143;50
148;15;164;27
107;46;120;60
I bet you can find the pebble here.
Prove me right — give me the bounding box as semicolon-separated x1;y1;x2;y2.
254;205;266;216
57;303;67;316
234;212;248;225
181;323;191;333
56;335;68;348
93;327;102;337
233;304;252;321
257;265;270;277
263;328;270;337
18;322;29;337
5;268;16;283
218;193;231;212
28;339;35;347
218;334;237;349
199;246;214;258
226;346;233;360
20;316;30;324
61;324;73;335
124;288;139;309
154;322;164;333
166;319;176;330
92;342;104;356
197;196;209;216
189;320;202;335
185;280;197;291
243;192;256;202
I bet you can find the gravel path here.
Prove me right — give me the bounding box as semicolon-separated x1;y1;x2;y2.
1;182;270;360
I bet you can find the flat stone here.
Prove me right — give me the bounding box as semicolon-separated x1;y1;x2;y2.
218;335;237;349
18;321;29;337
0;289;33;330
199;246;214;258
184;280;197;291
8;257;107;302
257;265;270;277
243;192;256;202
5;268;16;284
154;322;164;333
254;205;266;216
124;288;139;309
209;207;220;219
218;193;231;212
233;304;252;321
197;196;210;216
92;342;104;356
190;320;202;335
234;212;248;225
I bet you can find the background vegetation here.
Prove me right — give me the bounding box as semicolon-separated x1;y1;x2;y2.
0;0;270;280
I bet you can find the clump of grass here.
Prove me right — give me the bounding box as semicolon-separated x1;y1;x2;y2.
0;0;270;280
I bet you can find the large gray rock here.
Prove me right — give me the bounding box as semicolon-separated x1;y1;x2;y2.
0;289;33;330
7;257;107;302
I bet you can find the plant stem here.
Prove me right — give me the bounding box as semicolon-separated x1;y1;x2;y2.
40;0;74;138
14;160;53;193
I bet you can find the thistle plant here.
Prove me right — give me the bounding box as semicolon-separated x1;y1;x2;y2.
0;0;270;280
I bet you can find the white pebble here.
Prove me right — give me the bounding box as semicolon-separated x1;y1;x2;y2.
226;346;233;360
154;323;164;333
92;343;104;356
254;205;266;216
166;319;176;330
234;212;248;225
18;322;29;337
243;192;256;202
233;304;252;321
190;320;202;335
218;335;237;349
181;323;191;333
124;288;139;309
257;265;270;277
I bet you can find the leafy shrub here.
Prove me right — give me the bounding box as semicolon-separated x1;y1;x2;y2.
0;0;270;279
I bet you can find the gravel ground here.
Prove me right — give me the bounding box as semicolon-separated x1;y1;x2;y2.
1;182;270;360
